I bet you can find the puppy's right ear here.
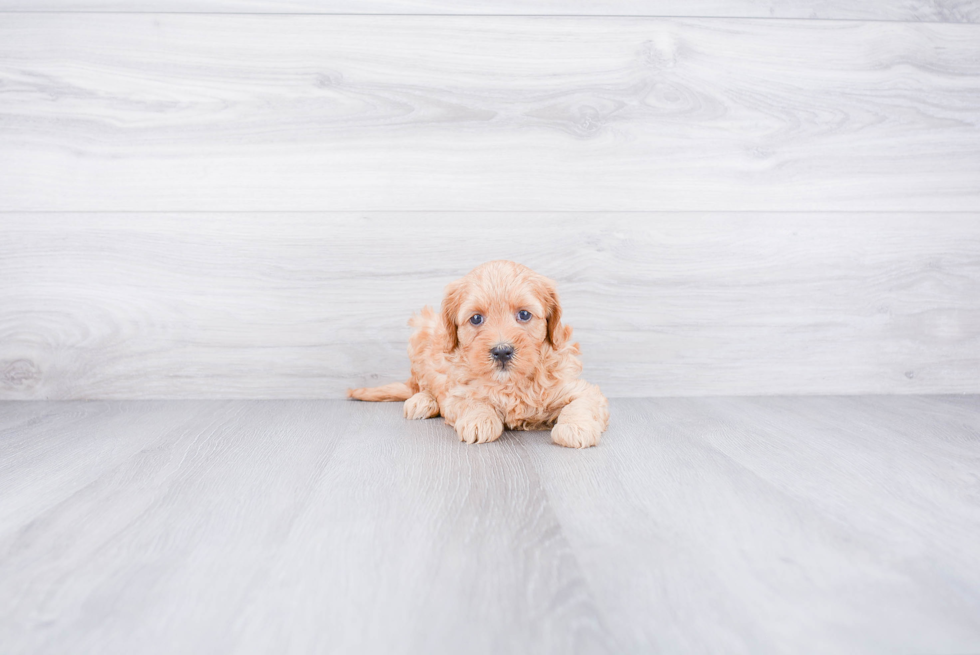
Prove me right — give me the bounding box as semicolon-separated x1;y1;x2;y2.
441;278;466;352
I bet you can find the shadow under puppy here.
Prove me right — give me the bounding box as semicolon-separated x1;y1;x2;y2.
349;261;609;448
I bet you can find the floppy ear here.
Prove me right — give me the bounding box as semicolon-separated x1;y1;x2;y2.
441;278;466;352
538;276;567;349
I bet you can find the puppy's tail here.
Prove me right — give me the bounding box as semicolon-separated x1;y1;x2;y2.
347;381;414;402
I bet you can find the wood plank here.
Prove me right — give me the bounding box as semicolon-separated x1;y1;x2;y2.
0;399;615;655
2;15;979;212
1;1;979;23
0;401;235;533
1;212;977;399
229;403;613;655
522;396;980;653
2;397;979;652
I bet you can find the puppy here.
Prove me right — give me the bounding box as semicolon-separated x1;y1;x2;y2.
348;261;608;448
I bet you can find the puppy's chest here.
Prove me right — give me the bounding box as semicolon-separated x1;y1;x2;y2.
489;388;562;431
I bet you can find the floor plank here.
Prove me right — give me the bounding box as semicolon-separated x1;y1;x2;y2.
524;396;980;653
1;397;978;654
3;212;978;400
2;15;979;212
1;1;978;23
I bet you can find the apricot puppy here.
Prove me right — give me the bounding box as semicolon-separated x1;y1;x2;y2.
348;261;608;448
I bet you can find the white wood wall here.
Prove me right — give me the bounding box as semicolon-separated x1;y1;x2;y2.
1;3;978;399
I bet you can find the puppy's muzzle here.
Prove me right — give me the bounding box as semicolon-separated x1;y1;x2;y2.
491;343;515;367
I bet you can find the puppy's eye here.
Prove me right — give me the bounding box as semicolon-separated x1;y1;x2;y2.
469;314;484;326
516;310;532;322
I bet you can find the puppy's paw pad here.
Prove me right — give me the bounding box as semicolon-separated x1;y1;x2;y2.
551;421;601;449
456;412;503;444
404;393;439;420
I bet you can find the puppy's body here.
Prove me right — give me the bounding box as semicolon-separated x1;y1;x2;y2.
350;261;608;448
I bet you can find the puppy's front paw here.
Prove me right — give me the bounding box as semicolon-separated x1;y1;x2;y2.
551;420;602;449
404;392;439;420
455;410;503;445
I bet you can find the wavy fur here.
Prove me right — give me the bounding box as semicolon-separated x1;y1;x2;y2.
348;261;609;448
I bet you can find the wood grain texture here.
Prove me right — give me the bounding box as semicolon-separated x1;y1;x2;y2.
1;396;979;654
1;1;980;22
2;15;980;212
520;395;980;653
0;400;612;655
1;212;978;400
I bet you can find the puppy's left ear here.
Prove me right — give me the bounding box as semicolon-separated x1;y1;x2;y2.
538;276;567;349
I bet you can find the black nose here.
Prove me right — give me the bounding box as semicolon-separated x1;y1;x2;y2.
491;344;514;363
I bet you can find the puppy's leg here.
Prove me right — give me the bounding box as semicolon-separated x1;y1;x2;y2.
551;383;609;449
446;401;503;445
404;391;440;420
456;404;504;444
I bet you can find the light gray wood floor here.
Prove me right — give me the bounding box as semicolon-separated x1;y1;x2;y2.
1;396;979;654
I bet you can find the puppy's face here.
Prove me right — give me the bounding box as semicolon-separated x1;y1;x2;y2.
442;261;565;380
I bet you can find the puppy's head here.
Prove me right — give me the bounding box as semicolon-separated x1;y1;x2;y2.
441;261;566;379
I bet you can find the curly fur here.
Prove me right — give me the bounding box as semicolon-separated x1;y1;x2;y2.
349;261;609;448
